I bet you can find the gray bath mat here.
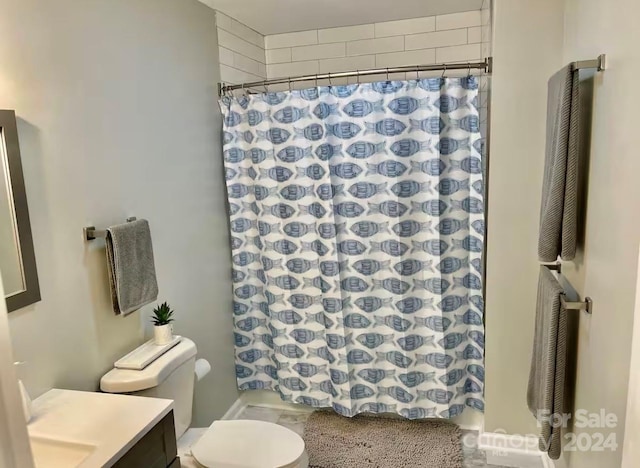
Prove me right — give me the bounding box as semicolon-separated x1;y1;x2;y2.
303;411;463;468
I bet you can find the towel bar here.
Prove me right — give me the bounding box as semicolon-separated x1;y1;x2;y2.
572;54;606;72
561;294;592;314
543;264;592;314
84;217;137;241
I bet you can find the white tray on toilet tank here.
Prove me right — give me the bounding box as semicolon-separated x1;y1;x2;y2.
115;336;182;370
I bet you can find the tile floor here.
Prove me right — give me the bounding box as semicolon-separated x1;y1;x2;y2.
179;404;515;467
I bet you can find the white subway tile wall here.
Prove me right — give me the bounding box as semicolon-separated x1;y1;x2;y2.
318;24;374;43
319;55;376;74
266;48;292;64
435;10;482;31
263;11;486;80
347;37;405;57
479;0;492;144
266;60;319;80
265;30;318;49
468;26;482;45
374;17;436;38
216;11;266;84
435;43;481;63
405;29;468;51
376;49;436;68
291;42;346;61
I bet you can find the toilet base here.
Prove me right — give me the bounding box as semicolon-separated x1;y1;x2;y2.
177;428;207;468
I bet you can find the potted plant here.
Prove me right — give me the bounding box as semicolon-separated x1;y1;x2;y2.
151;302;174;345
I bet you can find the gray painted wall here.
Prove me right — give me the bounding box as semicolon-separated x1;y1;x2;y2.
484;0;565;435
486;5;640;468
0;0;237;425
561;0;640;466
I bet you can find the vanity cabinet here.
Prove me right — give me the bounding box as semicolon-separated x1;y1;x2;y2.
112;410;179;468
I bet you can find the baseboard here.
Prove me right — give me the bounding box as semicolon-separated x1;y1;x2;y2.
237;390;315;413
541;453;567;468
452;408;484;432
220;391;313;421
541;454;555;468
479;431;546;468
220;397;245;420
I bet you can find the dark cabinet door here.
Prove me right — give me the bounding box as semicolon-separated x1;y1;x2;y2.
112;410;179;468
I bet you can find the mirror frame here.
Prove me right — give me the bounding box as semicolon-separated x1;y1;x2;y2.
0;110;40;312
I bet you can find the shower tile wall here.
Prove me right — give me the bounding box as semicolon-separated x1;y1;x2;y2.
216;11;266;84
479;0;492;157
263;11;485;83
215;8;492;91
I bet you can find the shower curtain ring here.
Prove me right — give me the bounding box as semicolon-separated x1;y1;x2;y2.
386;68;390;81
441;64;447;78
467;62;472;76
288;77;292;92
415;65;420;80
356;70;360;85
328;73;332;86
315;74;318;88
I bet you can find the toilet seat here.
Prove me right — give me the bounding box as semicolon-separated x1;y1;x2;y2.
190;420;305;468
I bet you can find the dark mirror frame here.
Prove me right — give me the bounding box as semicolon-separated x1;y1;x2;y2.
1;110;40;312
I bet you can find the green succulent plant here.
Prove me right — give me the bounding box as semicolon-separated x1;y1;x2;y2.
151;302;174;326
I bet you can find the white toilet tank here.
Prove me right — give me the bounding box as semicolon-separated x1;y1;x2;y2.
101;338;197;438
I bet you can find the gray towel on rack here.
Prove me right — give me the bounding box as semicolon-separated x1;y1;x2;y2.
106;219;158;316
527;266;567;460
538;65;580;262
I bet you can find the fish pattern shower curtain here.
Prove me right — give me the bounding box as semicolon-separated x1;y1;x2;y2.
220;77;485;419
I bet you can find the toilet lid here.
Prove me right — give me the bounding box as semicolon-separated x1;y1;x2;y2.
191;420;305;468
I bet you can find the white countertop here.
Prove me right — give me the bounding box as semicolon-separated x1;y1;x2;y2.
28;389;173;468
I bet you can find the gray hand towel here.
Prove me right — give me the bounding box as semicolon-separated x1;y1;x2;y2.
106;219;158;316
538;65;580;262
527;266;567;460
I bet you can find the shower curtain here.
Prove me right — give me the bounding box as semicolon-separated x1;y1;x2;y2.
220;77;485;419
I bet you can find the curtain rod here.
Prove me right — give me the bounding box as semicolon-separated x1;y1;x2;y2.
218;53;607;96
218;57;493;96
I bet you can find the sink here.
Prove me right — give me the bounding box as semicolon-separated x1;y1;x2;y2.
27;389;174;467
29;436;96;468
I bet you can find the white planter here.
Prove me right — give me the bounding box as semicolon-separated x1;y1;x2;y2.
153;324;173;345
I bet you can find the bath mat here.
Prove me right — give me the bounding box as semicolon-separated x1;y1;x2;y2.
303;411;463;468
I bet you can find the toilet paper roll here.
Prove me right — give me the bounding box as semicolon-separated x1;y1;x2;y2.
194;358;211;382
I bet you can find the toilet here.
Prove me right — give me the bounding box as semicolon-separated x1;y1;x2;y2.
100;338;306;468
